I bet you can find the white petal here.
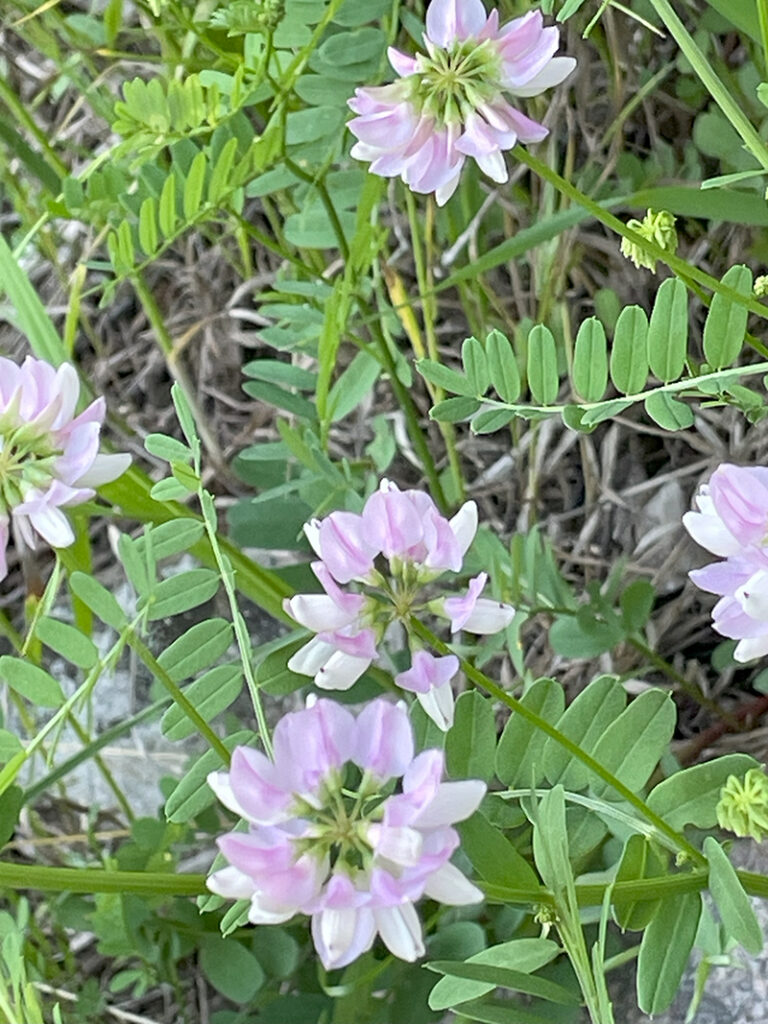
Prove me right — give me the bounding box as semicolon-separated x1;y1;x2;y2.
374;902;425;961
682;510;741;557
414;780;486;828
510;56;577;97
206;865;256;900
422;861;484;905
734;635;768;662
462;599;515;634
476;149;508;183
434;169;462;206
315;650;371;691
288;635;335;676
449;501;478;558
416;681;455;732
368;824;423;866
247;898;296;925
736;570;768;621
285;594;359;631
206;770;249;819
74;452;131;487
303;520;322;557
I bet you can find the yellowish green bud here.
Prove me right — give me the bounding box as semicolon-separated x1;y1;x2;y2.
754;275;768;298
620;209;678;273
716;767;768;842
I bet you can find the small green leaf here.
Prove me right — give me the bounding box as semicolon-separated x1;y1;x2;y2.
572;317;607;401
426;960;579;1007
485;329;520;403
527;325;559;404
496;678;565;787
644;391;694;430
462;337;491;395
702;264;752;369
458;812;540;894
162;664;243;740
146;569;220;621
704;836;763;954
614;835;666;931
0;657;64;707
647;277;687;383
428;939;559;1011
69;572;127;630
471;408;514;433
208;136;238;204
417;359;477;397
591;689;676;799
183;150;207;220
137;196;158;256
543;675;626;789
430;396;482;422
157;619;234;682
144;434;192;463
199;934;265;1002
36;617;98;670
610;305;649;395
446;692;496;783
637;892;701;1015
158;173;177;236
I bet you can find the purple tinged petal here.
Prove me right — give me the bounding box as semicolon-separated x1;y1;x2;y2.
220;747;292;824
273;699;357;790
425;0;488;47
388;46;419;76
710;464;768;547
689;559;754;596
362;481;425;558
355;699;414;779
312;876;376;969
318;511;377;583
444;572;488;631
0;518;8;582
396;650;458;695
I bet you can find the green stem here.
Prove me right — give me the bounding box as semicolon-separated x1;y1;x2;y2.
127;631;231;765
0;861;207;896
513;147;768;342
198;492;273;759
410;618;706;867
23;699;167;805
647;0;768;172
405;190;465;503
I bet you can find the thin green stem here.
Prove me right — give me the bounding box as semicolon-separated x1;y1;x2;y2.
513;146;768;342
759;0;768;77
127;631;231;765
410;617;706;867
647;0;768;172
199;491;273;759
406;190;465;503
0;861;207;896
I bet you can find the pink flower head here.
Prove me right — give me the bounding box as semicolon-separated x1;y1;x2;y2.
207;698;485;969
685;464;768;661
348;0;575;204
0;356;130;579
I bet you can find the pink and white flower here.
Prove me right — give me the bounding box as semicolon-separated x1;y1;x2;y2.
0;356;130;580
207;698;486;969
684;464;768;661
284;480;514;726
348;0;576;204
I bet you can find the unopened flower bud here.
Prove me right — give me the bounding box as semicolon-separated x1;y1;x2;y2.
620;209;677;273
717;767;768;842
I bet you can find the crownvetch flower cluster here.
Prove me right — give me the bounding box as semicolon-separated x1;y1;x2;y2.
348;0;575;204
207;697;486;969
284;479;515;730
683;463;768;661
0;357;130;581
